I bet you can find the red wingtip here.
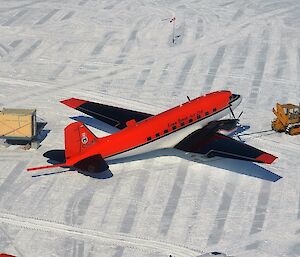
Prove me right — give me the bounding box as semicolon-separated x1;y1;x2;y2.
256;153;278;164
60;98;87;109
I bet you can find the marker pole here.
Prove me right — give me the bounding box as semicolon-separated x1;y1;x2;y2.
172;19;175;44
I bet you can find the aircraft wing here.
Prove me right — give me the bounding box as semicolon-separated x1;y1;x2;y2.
61;98;153;129
175;129;277;164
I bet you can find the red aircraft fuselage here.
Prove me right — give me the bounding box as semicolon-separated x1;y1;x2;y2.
67;91;239;164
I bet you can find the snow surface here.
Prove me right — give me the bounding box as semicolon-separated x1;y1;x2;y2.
0;0;300;256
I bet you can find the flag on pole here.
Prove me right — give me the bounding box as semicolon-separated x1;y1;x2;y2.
170;17;176;23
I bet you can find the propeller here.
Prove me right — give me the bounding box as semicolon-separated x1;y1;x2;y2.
229;104;244;141
229;104;243;122
229;105;236;119
237;111;243;119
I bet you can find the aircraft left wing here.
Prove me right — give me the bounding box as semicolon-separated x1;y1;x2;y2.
61;98;153;129
175;129;277;164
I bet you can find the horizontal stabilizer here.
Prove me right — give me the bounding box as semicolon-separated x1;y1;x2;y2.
27;155;109;173
27;163;69;172
175;130;277;164
61;98;153;129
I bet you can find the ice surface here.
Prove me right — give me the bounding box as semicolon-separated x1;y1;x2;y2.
0;0;300;256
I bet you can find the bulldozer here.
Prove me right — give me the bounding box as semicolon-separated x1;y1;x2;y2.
272;103;300;135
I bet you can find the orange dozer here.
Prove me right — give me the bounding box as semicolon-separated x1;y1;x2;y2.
272;103;300;135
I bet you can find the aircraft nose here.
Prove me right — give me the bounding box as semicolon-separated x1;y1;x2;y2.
230;94;242;108
231;94;240;100
231;94;242;102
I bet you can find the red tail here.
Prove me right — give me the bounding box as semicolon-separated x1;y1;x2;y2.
27;122;106;172
64;122;98;160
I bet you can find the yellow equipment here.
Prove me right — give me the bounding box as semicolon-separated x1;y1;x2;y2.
272;103;300;135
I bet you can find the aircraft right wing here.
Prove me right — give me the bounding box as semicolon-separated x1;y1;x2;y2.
175;125;277;164
61;98;153;129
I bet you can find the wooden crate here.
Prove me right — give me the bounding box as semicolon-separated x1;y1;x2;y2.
0;108;36;140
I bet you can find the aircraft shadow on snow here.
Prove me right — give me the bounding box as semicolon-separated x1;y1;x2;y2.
30;149;113;179
38;147;281;182
107;148;282;182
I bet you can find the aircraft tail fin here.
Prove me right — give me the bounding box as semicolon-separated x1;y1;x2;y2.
27;122;108;172
64;122;109;172
64;121;98;160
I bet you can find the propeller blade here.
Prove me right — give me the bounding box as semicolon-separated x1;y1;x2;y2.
237;111;243;119
229;105;236;119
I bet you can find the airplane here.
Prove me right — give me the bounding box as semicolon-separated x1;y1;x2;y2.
27;90;277;173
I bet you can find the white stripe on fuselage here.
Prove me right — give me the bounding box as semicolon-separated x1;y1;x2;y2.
106;96;241;161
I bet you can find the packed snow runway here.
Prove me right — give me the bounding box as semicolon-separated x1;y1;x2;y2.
0;0;300;256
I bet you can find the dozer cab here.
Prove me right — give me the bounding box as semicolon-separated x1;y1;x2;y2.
272;103;300;135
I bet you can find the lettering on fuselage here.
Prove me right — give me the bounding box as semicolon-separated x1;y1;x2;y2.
146;109;212;142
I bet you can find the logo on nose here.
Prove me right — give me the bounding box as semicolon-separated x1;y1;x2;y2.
81;133;88;144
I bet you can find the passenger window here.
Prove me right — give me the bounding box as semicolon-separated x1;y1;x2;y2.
213;108;216;112
147;137;152;141
197;114;201;119
205;111;209;116
189;118;193;123
164;129;168;134
172;125;177;130
155;133;160;137
180;122;184;126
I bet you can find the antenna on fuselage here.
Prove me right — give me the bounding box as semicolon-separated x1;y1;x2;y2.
187;96;191;101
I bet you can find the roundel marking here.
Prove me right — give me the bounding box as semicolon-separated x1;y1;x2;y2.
81;135;88;144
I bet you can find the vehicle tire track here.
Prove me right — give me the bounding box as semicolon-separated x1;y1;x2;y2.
65;179;98;226
159;161;189;236
63;237;85;257
2;9;28;26
0;212;200;257
173;55;196;96
246;29;270;107
119;162;151;234
184;172;211;243
207;177;239;246
202;45;226;93
0;161;28;208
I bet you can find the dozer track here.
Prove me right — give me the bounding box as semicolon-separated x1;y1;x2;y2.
286;123;300;135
